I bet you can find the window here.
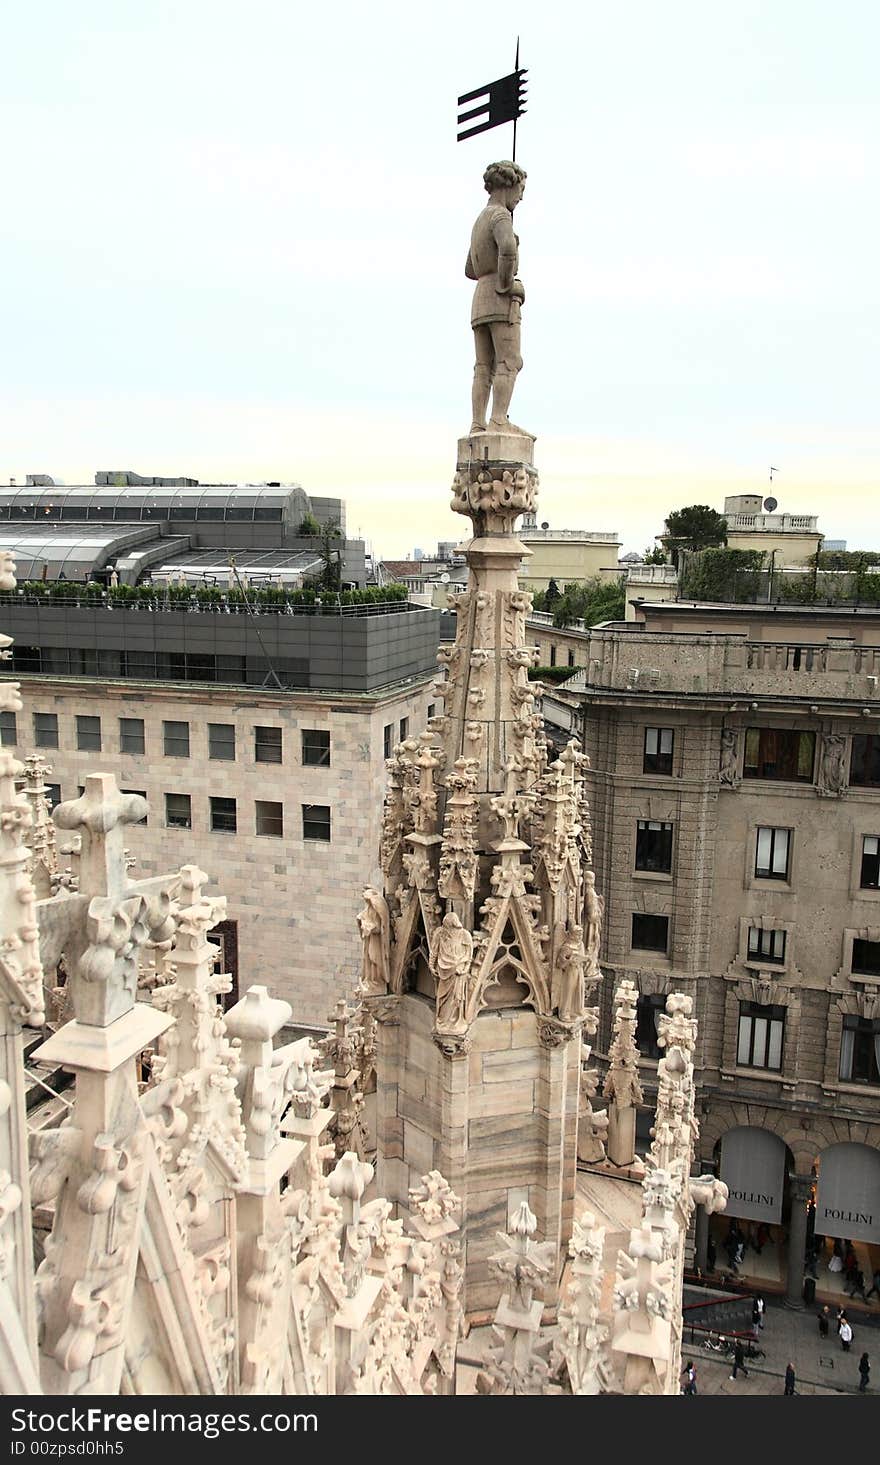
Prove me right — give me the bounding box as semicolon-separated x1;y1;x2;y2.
399;717;409;743
163;720;190;758
631;912;669;953
255;800;284;837
635;820;673;874
0;711;16;746
840;1016;880;1085
208;723;236;761
121;790;147;825
636;994;666;1059
45;783;61;810
302;729;330;767
303;804;331;842
210;796;237;834
852;939;880;978
737;1002;785;1071
549;645;557;667
567;649;575;668
165;793;192;829
254;725;282;764
119;717;145;755
744;728;815;783
861;836;880;890
76;715;101;752
644;727;674;775
851;735;880;788
755;827;791;880
33;712;58;749
747;927;787;964
427;703;436;721
383;723;393;759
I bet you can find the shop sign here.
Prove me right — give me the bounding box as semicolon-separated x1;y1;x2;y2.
816;1144;880;1244
720;1127;785;1224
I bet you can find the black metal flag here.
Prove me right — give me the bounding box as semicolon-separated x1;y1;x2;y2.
457;67;527;144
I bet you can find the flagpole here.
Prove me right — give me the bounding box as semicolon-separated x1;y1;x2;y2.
512;35;518;161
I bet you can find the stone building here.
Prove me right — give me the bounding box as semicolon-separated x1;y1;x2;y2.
541;598;880;1304
516;515;621;593
722;493;823;568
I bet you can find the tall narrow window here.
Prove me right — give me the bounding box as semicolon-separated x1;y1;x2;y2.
0;711;17;746
255;800;284;837
399;717;409;743
635;820;673;874
737;1002;785;1071
303;804;331;842
839;1016;880;1085
635;994;666;1059
165;793;192;829
208;723;236;761
33;713;58;749
119;717;145;755
644;727;674;775
755;827;791;880
302;729;331;767
383;723;393;759
76;715;101;752
254;726;282;764
163;720;190;758
851;735;880;788
210;797;237;834
860;836;880;890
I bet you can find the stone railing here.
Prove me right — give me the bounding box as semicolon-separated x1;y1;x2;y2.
725;512;819;532
565;630;880;701
518;528;619;542
625;565;678;585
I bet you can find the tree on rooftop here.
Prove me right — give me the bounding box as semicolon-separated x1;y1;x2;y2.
662;505;727;566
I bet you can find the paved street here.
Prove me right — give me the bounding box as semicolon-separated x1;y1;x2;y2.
681;1298;880;1396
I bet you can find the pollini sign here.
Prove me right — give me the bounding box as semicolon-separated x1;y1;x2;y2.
816;1144;880;1245
719;1128;785;1224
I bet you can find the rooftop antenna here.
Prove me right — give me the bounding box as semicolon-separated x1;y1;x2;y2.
769;466;779;483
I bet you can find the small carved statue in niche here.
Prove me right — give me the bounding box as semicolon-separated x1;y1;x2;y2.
583;872;605;980
432;912;474;1031
719;728;740;786
818;732;847;796
357;887;391;995
553;929;586;1022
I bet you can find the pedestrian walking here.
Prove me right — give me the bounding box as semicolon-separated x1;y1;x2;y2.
729;1339;749;1380
784;1363;796;1395
681;1361;697;1396
840;1317;853;1352
818;1305;830;1338
858;1353;869;1393
752;1295;765;1331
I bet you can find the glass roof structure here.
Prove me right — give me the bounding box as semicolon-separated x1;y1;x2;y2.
0;483;308;524
0;525;157;580
146;548;324;586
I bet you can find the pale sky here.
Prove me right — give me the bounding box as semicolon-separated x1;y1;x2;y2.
3;1;879;558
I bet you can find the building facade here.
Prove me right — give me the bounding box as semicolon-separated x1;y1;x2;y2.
0;674;436;1027
541;600;880;1303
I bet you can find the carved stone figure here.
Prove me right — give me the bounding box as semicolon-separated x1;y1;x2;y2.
583;872;604;980
719;728;740;786
818;732;847;796
553;930;586;1022
432;912;474;1031
357;888;391;995
466;160;530;435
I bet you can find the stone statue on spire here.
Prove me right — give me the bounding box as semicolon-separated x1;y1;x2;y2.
466;160;531;436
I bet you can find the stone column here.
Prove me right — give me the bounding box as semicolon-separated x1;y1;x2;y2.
694;1203;709;1274
785;1176;813;1308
